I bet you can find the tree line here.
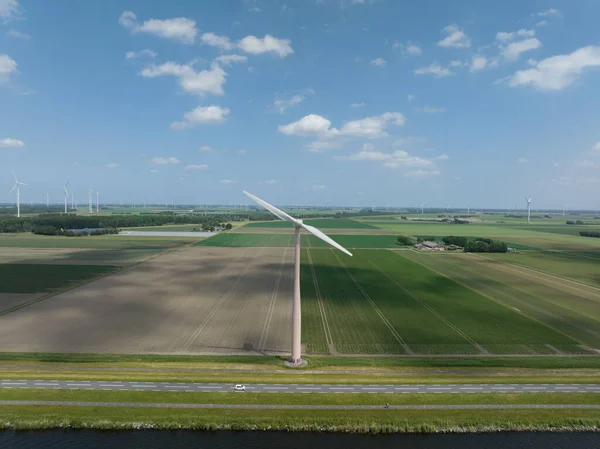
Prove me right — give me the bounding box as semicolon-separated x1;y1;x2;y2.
397;235;508;253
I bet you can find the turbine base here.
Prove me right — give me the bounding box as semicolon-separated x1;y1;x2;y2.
284;358;308;368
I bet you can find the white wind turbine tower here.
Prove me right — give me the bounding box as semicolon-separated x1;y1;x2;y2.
88;188;93;213
46;192;49;207
10;172;27;218
526;197;532;224
63;181;70;214
243;190;352;366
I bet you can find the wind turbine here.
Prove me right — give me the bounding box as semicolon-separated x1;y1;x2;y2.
243;190;352;366
10;172;27;218
88;188;93;213
63;181;70;214
526;197;532;224
46;192;49;207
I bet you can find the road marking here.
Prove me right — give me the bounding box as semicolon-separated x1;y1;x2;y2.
298;387;321;390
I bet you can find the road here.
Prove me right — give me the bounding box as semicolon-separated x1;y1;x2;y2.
1;400;599;410
1;380;600;394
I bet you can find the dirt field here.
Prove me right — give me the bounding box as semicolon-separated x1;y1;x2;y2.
0;247;293;355
0;293;44;313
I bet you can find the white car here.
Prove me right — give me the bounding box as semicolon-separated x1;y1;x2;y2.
233;384;246;391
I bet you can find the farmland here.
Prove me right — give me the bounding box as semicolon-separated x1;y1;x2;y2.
195;233;403;248
244;218;376;229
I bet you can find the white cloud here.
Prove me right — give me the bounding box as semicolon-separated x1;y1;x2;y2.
279;114;338;137
449;60;467;68
436;154;449;160
237;149;247;155
517;157;528;163
125;49;157;59
496;29;535;42
407;94;415;102
393;42;422;56
150;169;159;173
538;8;561;17
339;112;405;138
0;54;17;83
0;0;21;22
306;139;342;152
184;164;209;170
414;63;454;78
273;94;304;113
350;102;365;108
575;160;596;168
415;106;445;113
106;162;119;169
590;142;600;155
140;62;227;96
151;157;180;165
7;29;30;39
405;170;440;178
238;34;293;57
260;179;277;185
370;57;386;67
220;179;235;184
508;46;600;90
171;105;230;130
335;149;434;170
535;20;547;28
437;24;471;48
0;138;24;148
200;32;234;51
243;0;262;12
361;143;375;151
470;55;488;72
199;145;219;152
312;184;327;190
502;38;542;61
119;11;197;44
335;150;390;161
214;54;247;66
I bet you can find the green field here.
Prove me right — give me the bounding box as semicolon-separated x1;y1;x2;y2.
0;235;195;249
0;264;117;294
244;218;375;229
195;233;402;248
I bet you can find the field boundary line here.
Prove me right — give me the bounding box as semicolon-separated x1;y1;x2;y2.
366;258;486;354
179;248;266;351
474;253;600;297
306;249;336;355
401;252;600;351
0;241;190;317
258;248;288;351
330;251;413;354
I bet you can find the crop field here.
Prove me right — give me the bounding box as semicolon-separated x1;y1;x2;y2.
0;235;196;249
244;218;375;229
195;233;403;248
0;264;117;295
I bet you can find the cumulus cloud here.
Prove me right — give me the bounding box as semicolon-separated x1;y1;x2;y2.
507;46;600;90
278;114;337;137
370;57;386;67
393;42;422;56
306;139;342;152
0;54;17;83
273;94;304;114
436;154;449;160
0;0;21;22
119;11;197;44
496;29;535;42
184;164;209;170
106;162;119;169
151;157;180;165
238;34;293;57
214;54;248;66
140;62;227;96
201;32;234;51
0;138;24;148
405;170;440;177
339;112;405;138
335;149;434;170
414;63;454;78
538;8;561;17
437;24;471;48
502;38;542;61
220;179;235;184
125;49;157;59
171;105;230;130
590;142;600;155
198;145;220;152
470;55;488;72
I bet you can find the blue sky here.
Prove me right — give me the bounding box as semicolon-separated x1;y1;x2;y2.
1;0;600;209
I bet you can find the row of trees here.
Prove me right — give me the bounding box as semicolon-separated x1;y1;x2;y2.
580;231;600;238
465;238;508;253
33;226;119;237
566;220;586;225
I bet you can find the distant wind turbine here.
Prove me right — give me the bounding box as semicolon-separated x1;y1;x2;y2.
63;180;70;214
243;190;352;366
10;172;27;218
88;188;93;213
526;197;532;224
46;192;49;207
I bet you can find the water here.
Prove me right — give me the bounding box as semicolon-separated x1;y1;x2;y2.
1;430;599;449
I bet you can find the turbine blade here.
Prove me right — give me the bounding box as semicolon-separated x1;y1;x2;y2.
13;171;18;183
19;183;28;186
301;224;353;257
9;184;16;194
242;190;300;225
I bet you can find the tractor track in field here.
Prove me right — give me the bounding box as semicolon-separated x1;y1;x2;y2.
330;251;413;354
366;258;488;355
306;249;336;355
258;248;288;351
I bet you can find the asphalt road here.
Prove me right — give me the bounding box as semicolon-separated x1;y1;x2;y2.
1;380;600;394
1;400;599;410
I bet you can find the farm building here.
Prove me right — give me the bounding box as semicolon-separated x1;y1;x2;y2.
414;241;445;251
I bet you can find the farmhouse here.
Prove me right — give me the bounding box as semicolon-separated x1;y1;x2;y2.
414;241;445;251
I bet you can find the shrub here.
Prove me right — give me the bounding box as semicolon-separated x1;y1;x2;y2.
396;236;413;246
442;236;467;247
